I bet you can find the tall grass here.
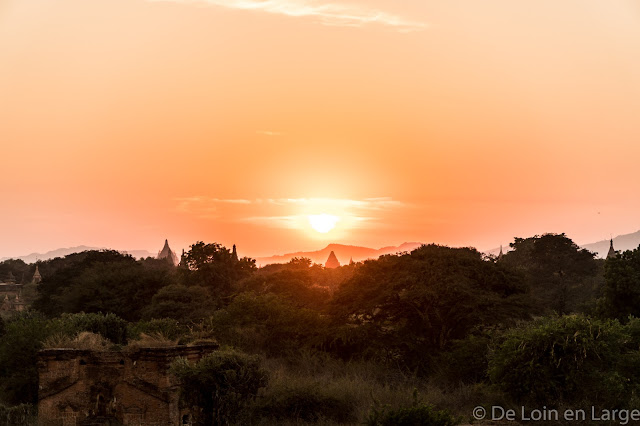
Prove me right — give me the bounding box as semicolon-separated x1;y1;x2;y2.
241;350;506;425
42;332;112;350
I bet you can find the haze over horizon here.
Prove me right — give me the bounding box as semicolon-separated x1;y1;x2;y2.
2;0;639;260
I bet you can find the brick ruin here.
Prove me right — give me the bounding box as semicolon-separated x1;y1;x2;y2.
37;343;218;426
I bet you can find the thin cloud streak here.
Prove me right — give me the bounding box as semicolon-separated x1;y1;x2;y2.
266;197;405;210
242;215;301;229
175;196;407;230
256;130;283;136
149;0;427;32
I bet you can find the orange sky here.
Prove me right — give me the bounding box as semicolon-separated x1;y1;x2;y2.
1;0;640;259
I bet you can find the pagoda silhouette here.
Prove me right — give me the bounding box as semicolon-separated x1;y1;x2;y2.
325;251;340;269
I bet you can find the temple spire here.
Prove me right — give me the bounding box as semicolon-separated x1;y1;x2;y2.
157;239;178;265
607;238;617;259
325;251;340;269
232;244;238;261
32;265;42;284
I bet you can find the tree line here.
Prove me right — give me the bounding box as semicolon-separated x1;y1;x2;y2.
2;234;640;424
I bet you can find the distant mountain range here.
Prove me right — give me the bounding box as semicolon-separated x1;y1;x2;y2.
4;230;640;266
0;246;154;263
485;230;640;259
255;242;422;267
583;231;640;258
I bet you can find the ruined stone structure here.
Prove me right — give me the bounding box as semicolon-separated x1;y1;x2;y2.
1;267;40;313
38;343;218;425
1;290;27;312
1;272;25;313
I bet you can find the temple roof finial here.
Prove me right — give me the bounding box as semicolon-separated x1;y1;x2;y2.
607;237;617;259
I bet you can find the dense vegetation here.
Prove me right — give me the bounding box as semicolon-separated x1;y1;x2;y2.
1;233;638;424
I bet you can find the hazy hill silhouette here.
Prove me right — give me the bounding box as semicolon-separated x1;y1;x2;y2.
485;229;640;259
583;230;640;258
0;246;154;263
255;242;421;266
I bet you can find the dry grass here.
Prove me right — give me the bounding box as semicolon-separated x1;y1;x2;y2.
42;332;112;350
244;352;508;425
125;332;178;350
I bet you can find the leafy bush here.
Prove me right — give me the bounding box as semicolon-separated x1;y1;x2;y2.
254;382;356;423
488;315;640;408
0;403;37;426
435;332;493;384
0;312;52;404
55;312;128;344
366;393;460;426
170;349;268;425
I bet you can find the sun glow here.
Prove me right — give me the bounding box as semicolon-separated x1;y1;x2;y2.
308;214;339;233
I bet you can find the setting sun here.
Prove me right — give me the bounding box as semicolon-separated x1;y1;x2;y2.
308;214;339;234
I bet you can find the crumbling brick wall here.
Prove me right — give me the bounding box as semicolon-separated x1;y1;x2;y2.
37;344;218;426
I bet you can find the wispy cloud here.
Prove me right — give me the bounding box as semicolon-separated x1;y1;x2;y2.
175;196;407;230
256;130;283;136
243;215;300;229
149;0;427;32
266;197;405;211
174;196;251;217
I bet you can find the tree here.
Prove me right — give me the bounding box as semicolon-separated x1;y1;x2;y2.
206;292;328;356
239;258;331;309
143;285;215;321
330;245;529;371
33;251;177;320
500;233;600;314
0;259;29;284
178;242;256;296
597;245;640;321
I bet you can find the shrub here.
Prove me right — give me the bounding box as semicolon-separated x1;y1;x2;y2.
488;315;640;408
366;392;461;426
254;383;356;423
170;349;268;425
0;403;37;426
0;312;51;404
435;332;493;384
55;312;128;344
